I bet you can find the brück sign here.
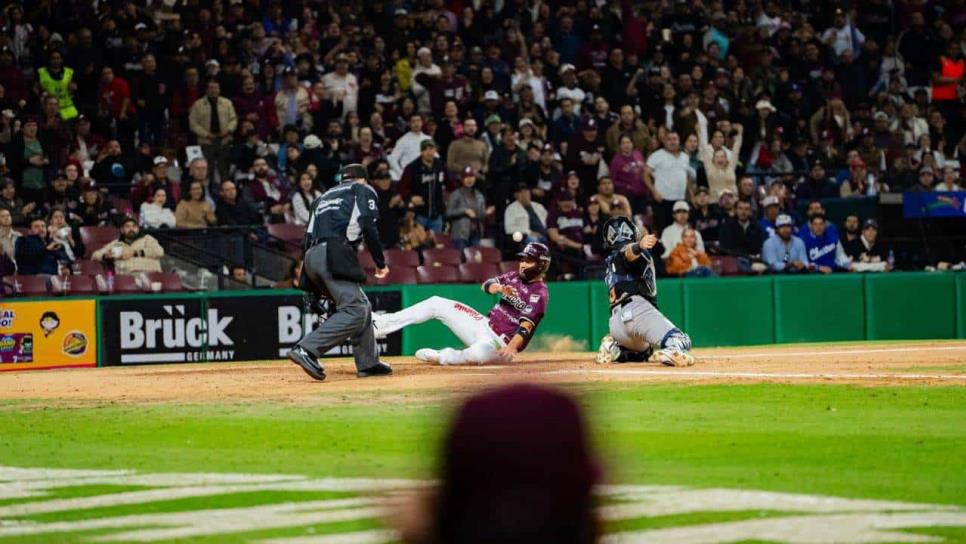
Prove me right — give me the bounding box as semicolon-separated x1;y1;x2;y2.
100;292;402;365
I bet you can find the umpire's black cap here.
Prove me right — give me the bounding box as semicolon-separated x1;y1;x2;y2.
338;163;368;182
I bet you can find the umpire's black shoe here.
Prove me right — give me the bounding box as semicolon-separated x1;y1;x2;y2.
289;346;326;381
357;361;393;378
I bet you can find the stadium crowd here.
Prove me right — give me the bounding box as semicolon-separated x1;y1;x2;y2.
0;0;964;282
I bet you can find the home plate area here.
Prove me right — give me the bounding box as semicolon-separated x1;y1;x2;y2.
0;466;964;543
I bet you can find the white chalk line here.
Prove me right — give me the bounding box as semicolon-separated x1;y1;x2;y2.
538;369;966;380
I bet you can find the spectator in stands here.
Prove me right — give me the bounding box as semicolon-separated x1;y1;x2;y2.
525;143;563;204
446;117;488;181
719;199;765;263
139;188;176;229
5;117;48;205
0;208;20;262
551;97;579;152
400;211;432;251
400;139;446;233
175;180;216;229
274;68;311;133
763;214;809;273
92;217;164;275
661;201;704;258
802;214;851;274
0;180;33;227
91;140;133;193
609;134;649;216
908;166;936;192
936;166;962;192
132;156;179;210
289;172;322;226
389;114;431;181
646;132;693;231
605;105;652;158
15;217;63;276
592;176;632;218
246;157;289;224
841;215;861;246
666;228;714;278
698;120;743;200
690;187;723;243
488;127;528;213
97;67;135;152
841;158;877;198
446;167;486;252
846;219;890;272
47;207;84;261
189;80;238;183
76;185;116;227
795;160;838;201
370;165;403;249
274;259;301;290
504;184;547;245
758;196;781;238
799;201;839;240
565;118;607;198
547;190;585;274
215;179;262;227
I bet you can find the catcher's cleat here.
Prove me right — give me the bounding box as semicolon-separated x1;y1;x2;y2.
289;346;327;381
649;348;695;367
415;348;440;363
596;335;621;364
357;361;393;378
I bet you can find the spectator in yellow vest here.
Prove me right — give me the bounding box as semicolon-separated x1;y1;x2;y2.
35;51;78;120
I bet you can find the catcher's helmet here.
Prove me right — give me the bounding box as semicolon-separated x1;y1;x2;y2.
517;242;551;281
336;163;368;183
603;216;640;251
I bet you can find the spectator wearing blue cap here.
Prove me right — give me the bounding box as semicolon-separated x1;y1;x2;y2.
762;214;809;273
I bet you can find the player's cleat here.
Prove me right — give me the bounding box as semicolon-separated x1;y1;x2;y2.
414;348;440;363
596;335;621;364
357;361;393;378
288;346;326;381
649;348;695;367
371;317;387;339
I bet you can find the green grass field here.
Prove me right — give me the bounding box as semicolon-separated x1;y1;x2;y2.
0;381;964;543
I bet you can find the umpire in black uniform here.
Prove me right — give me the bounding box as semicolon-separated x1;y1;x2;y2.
289;164;393;381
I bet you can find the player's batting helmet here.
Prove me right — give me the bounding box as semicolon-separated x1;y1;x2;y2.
517;242;551;280
603;216;640;251
336;163;368;183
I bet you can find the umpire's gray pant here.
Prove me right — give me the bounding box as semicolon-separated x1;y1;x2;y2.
608;296;677;353
297;243;379;371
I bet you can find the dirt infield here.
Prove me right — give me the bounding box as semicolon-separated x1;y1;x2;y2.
1;341;965;404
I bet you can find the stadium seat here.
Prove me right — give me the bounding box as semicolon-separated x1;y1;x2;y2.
422;248;462;267
146;272;186;292
499;261;519;274
50;275;98;296
267;223;305;244
108;274;147;294
463;247;502;264
417;264;460;284
76;260;105;276
712;256;742;276
372;266;418;285
6;276;49;297
80;226;119;255
458;262;501;284
430;232;454;248
383;249;420;268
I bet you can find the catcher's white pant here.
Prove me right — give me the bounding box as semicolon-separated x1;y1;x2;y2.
373;296;506;365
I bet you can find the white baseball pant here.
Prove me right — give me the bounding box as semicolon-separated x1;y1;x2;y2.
373;296;506;365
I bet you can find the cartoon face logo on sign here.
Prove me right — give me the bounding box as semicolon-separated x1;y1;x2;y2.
62;331;87;357
39;311;60;338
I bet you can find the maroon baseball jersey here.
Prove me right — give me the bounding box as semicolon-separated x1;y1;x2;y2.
486;271;549;349
547;208;585;243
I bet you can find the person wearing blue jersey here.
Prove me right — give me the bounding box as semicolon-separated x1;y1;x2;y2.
801;213;851;273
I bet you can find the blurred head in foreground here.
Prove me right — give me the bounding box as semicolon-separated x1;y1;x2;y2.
406;383;600;544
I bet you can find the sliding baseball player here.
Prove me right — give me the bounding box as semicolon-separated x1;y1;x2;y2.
373;243;551;365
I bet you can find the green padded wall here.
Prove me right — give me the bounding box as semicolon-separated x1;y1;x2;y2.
865;274;957;340
774;275;866;343
683;277;775;347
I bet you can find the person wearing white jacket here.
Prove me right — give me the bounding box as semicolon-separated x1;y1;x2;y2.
139;188;177;229
504;184;548;244
389;114;432;181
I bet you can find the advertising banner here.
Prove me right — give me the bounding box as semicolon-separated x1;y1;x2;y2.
100;291;402;365
0;299;96;371
903;191;966;218
207;291;402;360
100;298;206;365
